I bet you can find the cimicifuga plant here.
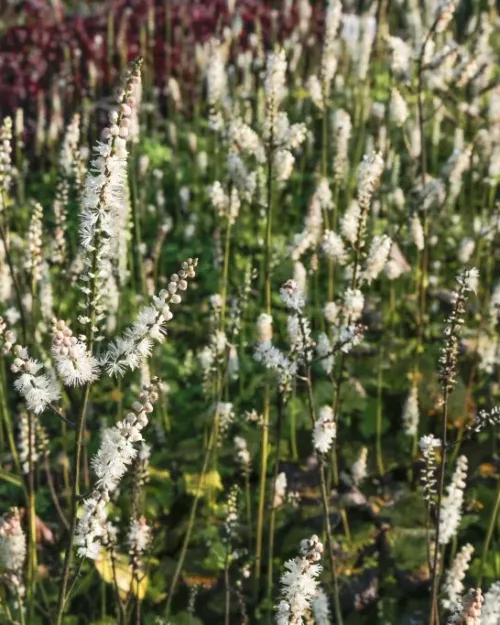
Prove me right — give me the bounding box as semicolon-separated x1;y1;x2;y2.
4;1;500;622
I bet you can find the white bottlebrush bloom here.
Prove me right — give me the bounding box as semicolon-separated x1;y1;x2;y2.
234;435;251;474
104;259;197;376
307;74;324;110
481;581;500;625
75;383;159;558
254;340;297;392
228;118;265;163
357;15;377;80
402;385;419;437
280;280;305;312
316;179;333;211
293;261;308;296
458;238;475;264
228;151;257;200
264;49;287;119
0;507;26;598
273;113;307;152
385;242;410;280
287;314;314;364
206;40;227;130
321;0;341;86
338;324;365;354
435;0;457;33
386;36;412;78
447;588;483;625
341;199;361;245
0;507;26;573
17;412;40;474
442;543;474;611
444;146;472;203
59;112;81;177
276;534;323;624
411;214;425;251
273;471;288;509
291;188;324;260
75;491;110;559
9;345;60;414
322;230;347;264
256;313;273;343
52;319;99;386
128;515;151;565
362;235;392;283
316;333;334;374
333;109;352;184
351;447;368;485
419;434;441;502
324;302;339;324
312;588;331;625
216;401;235;443
456;266;479;295
313;406;337;454
78;60;142;333
344;288;364;321
439;455;468;545
390;88;409;127
274;149;295;182
24;201;44;284
0;117;13;209
210;181;241;224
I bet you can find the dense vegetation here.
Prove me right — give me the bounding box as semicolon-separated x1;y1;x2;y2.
0;1;500;624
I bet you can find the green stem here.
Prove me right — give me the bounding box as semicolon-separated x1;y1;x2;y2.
478;476;500;587
165;391;222;618
54;384;91;625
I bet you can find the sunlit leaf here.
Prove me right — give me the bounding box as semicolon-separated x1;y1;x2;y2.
94;552;148;600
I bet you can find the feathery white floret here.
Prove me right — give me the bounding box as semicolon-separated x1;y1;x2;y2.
322;230;347;264
313;406;337;454
402;385;420;437
352;447;368;485
362;235;392;283
481;582;500;625
52;319;99;386
275;534;324;624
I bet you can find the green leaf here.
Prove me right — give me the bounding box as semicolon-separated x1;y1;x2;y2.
0;469;23;488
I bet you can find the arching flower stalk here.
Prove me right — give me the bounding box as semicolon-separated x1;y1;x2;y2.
74;381;159;559
442;543;474;611
104;258;197;376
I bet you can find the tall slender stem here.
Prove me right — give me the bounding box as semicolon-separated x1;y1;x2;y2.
428;388;449;625
477;475;500;587
266;394;284;617
165;416;218;618
304;371;343;625
255;131;274;591
26;412;37;622
55;383;91;625
220;217;232;325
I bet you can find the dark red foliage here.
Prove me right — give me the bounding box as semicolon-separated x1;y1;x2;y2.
0;0;323;121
